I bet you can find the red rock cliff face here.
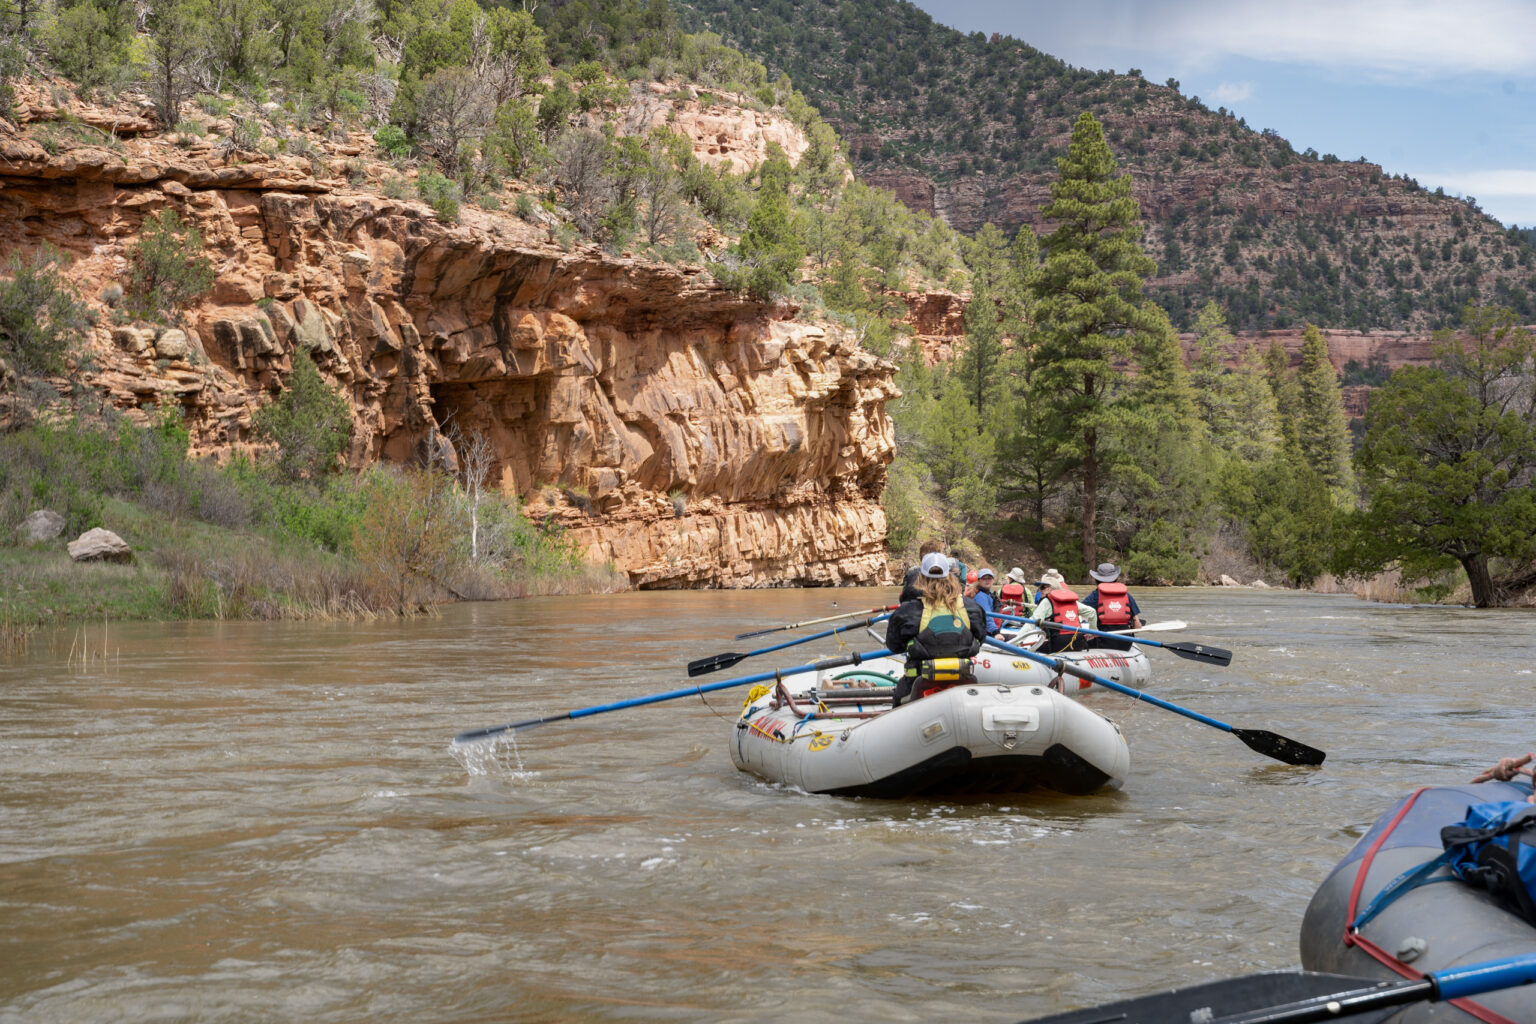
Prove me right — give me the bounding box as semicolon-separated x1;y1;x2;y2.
2;101;896;589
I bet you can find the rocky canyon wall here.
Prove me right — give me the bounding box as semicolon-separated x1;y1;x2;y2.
1;86;896;588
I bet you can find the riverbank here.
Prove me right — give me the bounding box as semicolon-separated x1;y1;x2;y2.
0;412;627;651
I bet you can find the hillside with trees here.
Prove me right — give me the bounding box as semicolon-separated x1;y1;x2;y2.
677;0;1536;333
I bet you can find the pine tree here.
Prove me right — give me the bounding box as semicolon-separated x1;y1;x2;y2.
956;282;1002;421
1189;301;1279;463
1294;324;1354;493
1029;111;1166;570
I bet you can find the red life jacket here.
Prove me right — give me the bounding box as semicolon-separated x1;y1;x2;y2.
997;582;1026;616
1044;588;1081;629
1095;582;1132;627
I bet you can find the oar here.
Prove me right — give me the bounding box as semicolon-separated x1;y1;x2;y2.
735;605;899;640
1018;951;1536;1024
983;637;1324;766
989;612;1232;666
452;648;895;744
688;614;892;676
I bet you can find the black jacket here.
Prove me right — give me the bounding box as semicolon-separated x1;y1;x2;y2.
884;596;987;657
899;564;922;604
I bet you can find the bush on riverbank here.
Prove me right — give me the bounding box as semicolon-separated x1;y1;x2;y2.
0;410;624;632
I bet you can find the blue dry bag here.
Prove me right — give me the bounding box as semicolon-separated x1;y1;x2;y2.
1441;800;1536;926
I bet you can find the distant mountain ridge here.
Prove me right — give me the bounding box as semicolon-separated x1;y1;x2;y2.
677;0;1536;332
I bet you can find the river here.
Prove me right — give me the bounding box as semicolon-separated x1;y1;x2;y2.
1;588;1530;1022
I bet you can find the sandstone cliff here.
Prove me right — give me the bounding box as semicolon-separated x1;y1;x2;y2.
2;84;896;589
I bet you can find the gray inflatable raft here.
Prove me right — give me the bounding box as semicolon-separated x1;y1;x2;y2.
1300;780;1536;1023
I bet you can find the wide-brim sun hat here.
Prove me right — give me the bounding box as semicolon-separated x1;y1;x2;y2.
1038;569;1065;588
1006;567;1029;585
920;551;950;578
1089;562;1121;583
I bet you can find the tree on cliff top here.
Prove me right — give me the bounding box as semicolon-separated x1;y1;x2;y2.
1028;111;1167;571
1339;303;1536;607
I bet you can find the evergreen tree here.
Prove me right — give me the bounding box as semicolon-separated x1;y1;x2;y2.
1189;301;1279;463
736;147;804;298
1294;324;1354;494
956;282;1002;421
145;0;208;129
1340;304;1536;606
1028;111;1165;570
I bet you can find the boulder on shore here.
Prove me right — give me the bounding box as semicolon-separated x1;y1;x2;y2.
19;509;65;543
1218;574;1241;587
68;528;133;563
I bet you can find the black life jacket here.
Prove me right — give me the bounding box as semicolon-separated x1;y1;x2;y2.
1095;582;1132;627
904;599;980;693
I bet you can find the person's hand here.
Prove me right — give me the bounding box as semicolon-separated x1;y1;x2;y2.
1471;752;1535;784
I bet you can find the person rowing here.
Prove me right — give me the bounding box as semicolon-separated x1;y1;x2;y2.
884;551;986;707
1081;562;1143;652
1033;569;1097;654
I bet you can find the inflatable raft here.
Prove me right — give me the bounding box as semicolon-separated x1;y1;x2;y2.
730;676;1130;798
1300;780;1536;1023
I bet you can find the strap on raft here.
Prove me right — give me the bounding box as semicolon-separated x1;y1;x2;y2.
1342;787;1519;1024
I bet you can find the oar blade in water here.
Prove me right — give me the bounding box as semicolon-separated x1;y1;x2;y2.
1233;728;1326;767
1015;970;1407;1024
453;713;568;744
687;652;746;676
1164;640;1234;666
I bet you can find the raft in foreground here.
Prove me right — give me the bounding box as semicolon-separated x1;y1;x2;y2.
1300;780;1536;1023
731;678;1129;798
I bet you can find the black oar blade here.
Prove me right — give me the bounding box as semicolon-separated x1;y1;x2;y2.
734;626;779;640
687;652;746;677
1016;970;1387;1024
453;714;567;744
1165;641;1234;666
1233;728;1326;767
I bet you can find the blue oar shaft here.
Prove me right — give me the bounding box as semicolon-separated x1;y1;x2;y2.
454;648;895;743
983;637;1235;733
746;614;891;660
571;649;893;718
1433;952;1536;1001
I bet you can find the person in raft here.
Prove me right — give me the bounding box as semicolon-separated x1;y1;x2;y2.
1472;753;1536;802
998;568;1034;617
971;566;1002;635
1081;562;1144;651
885;551;987;707
899;537;944;603
1033;569;1098;654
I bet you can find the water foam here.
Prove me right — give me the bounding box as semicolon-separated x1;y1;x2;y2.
450;734;538;780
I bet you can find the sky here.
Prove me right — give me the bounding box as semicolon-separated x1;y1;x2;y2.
906;0;1536;228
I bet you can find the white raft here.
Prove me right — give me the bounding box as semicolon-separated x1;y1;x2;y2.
731;677;1130;798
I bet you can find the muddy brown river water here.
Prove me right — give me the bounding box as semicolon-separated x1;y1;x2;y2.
2;588;1532;1022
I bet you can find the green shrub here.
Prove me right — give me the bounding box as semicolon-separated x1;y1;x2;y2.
373;124;412;158
123;209;215;324
416;172;462;223
252;348;354;482
0;245;91;378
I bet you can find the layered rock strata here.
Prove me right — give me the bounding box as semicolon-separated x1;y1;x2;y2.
2;92;896;589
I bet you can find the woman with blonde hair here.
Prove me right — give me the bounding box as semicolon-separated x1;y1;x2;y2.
884;552;986;706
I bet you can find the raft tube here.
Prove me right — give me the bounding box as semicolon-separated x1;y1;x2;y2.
1299;780;1536;1023
819;645;1153;696
731;679;1129;798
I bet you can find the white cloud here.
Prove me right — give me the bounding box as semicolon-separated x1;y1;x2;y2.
1420;170;1536;225
1428;169;1536;201
925;1;1536;81
1212;81;1254;104
1127;0;1536;79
